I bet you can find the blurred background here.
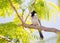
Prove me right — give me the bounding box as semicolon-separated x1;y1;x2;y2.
0;0;60;43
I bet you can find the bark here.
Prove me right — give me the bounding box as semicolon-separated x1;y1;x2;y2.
0;35;11;42
9;0;24;23
20;23;60;33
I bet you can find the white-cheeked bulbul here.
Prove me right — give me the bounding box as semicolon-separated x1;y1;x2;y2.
31;11;43;39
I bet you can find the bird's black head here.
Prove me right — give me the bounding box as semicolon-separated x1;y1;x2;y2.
31;11;36;17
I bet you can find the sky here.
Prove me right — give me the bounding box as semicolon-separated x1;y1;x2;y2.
0;0;60;43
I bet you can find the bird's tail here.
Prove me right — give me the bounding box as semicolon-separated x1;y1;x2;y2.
39;31;43;39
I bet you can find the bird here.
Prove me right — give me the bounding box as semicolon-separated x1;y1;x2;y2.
31;10;43;39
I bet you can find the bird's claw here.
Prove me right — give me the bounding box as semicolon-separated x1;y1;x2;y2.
30;24;37;26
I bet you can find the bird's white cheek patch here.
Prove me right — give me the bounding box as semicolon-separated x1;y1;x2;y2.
35;13;37;15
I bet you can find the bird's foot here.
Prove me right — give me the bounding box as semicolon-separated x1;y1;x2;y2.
30;24;37;26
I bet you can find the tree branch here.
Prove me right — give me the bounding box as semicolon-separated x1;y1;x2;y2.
9;0;24;23
25;12;30;22
25;0;36;22
22;9;25;20
0;35;11;42
9;0;60;33
19;23;60;33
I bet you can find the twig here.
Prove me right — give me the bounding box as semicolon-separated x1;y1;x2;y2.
0;35;11;42
25;12;30;22
22;9;25;19
19;23;60;33
9;0;24;23
32;0;36;5
25;0;36;22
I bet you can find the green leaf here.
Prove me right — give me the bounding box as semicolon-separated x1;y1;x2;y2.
0;0;14;17
0;0;9;9
0;22;34;43
0;39;8;43
12;0;22;4
0;0;22;17
0;22;17;36
34;0;50;20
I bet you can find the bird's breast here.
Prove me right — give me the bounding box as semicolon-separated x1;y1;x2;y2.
31;16;39;25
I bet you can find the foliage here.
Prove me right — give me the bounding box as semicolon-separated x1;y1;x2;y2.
0;0;12;17
0;22;34;43
33;0;49;20
0;0;22;17
0;0;60;43
58;0;60;7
